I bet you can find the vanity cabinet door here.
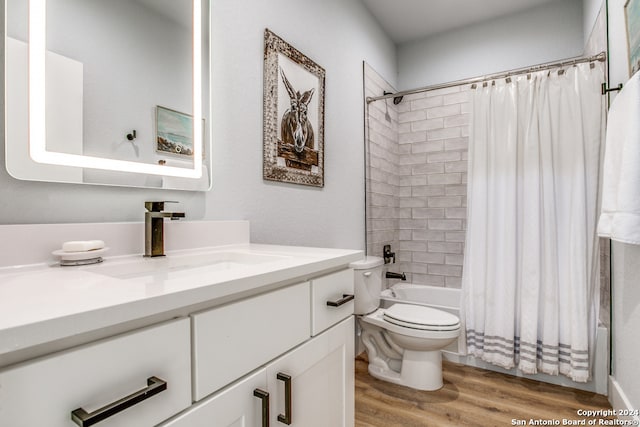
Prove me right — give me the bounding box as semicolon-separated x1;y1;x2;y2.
0;318;191;427
267;316;354;427
159;369;269;427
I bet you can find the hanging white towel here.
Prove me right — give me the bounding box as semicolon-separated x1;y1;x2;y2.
598;70;640;245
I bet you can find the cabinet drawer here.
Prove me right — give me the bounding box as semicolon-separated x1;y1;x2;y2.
192;282;310;400
311;269;354;336
0;318;191;427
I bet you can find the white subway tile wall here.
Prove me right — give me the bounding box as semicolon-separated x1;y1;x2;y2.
364;64;399;260
365;63;470;288
396;86;470;287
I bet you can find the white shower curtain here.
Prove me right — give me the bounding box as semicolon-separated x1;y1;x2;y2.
461;62;604;382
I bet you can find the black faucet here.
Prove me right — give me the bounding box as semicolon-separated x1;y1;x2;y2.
144;201;185;257
385;271;406;281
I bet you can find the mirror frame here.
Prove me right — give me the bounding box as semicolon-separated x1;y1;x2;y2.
26;0;204;179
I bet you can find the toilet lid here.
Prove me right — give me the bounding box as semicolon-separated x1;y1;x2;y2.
383;303;460;331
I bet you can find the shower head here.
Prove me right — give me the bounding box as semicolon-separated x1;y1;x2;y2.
384;91;404;105
382;91;391;122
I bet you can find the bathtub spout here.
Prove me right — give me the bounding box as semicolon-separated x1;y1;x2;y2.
386;271;406;281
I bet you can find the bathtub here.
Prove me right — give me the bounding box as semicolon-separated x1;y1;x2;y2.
380;283;609;395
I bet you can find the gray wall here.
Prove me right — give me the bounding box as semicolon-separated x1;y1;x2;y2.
0;0;397;250
397;0;584;90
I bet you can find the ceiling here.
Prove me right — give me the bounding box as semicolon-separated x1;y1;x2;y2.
361;0;562;44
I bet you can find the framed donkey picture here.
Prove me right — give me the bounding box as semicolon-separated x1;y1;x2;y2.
263;29;326;187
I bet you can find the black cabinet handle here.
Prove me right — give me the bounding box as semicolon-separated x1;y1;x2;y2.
71;376;167;427
253;388;270;427
326;294;354;307
276;372;292;425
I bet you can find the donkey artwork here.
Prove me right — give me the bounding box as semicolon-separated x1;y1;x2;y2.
278;68;319;171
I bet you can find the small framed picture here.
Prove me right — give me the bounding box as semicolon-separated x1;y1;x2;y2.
263;29;326;187
625;0;640;75
156;105;199;157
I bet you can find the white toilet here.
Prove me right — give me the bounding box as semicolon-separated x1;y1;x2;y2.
351;256;461;391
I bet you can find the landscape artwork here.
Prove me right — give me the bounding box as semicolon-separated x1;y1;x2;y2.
156;106;195;157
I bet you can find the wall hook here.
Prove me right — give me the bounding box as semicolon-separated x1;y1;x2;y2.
126;130;137;141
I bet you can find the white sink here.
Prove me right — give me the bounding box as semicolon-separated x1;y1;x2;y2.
83;251;288;279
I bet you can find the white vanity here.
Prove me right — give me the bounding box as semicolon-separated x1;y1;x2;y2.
2;0;360;423
0;221;362;427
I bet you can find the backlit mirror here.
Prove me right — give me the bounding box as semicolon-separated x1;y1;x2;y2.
5;0;211;191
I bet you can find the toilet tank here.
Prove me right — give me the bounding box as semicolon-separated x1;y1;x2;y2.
349;256;384;315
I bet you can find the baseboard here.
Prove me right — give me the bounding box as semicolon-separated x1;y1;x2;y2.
608;376;640;423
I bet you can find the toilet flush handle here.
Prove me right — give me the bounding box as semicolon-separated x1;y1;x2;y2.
363;272;372;277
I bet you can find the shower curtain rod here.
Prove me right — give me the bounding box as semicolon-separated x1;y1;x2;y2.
366;51;607;104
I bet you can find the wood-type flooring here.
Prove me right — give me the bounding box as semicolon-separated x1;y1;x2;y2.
355;354;616;427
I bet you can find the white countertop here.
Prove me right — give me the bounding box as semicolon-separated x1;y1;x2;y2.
0;243;363;358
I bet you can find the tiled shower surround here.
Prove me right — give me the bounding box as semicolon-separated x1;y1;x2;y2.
364;61;609;326
396;86;470;287
364;64;399;262
364;63;470;288
365;2;609;339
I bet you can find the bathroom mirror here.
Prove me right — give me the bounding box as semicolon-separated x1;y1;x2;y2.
4;0;212;191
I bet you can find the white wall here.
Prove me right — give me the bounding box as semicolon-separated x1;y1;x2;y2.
205;0;396;248
583;0;604;44
610;244;640;411
0;0;396;250
607;0;640;414
397;0;584;90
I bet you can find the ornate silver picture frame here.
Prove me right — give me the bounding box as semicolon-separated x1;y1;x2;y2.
263;29;326;187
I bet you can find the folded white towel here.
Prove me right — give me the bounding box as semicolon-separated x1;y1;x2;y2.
597;70;640;245
62;240;105;252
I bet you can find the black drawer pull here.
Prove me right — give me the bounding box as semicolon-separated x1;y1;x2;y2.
71;376;167;427
253;388;270;427
326;294;354;307
277;372;292;425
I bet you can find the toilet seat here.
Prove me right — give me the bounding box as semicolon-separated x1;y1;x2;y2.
361;308;460;340
383;303;460;331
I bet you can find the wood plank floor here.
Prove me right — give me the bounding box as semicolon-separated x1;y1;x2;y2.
355;354;615;427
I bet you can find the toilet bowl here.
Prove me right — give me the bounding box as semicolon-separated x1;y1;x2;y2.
351;257;461;391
